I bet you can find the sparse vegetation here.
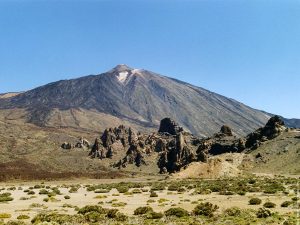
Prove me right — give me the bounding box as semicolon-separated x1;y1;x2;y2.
0;193;14;202
134;206;153;215
0;177;298;224
263;201;276;208
193;202;219;217
249;197;262;205
16;215;30;220
0;213;12;219
165;207;189;217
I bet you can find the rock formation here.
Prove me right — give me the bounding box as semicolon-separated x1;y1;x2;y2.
88;116;287;174
158;118;184;135
245;115;285;150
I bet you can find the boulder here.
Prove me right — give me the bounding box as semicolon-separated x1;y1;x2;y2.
61;142;72;149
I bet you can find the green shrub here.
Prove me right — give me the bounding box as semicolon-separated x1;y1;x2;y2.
5;221;26;225
84;212;104;223
249;197;262;205
33;185;42;189
111;202;127;207
224;207;241;216
165;207;189;218
150;191;158;197
150;183;166;191
193;202;219;217
134;206;153;215
77;205;106;215
64;195;71;199
237;191;246;196
27;190;35;195
219;190;235;195
106;209;119;218
17;215;30;220
31;212;85;224
115;212;128;221
256;207;272;218
38;189;49;195
167;183;179;191
69;187;79;193
281;201;293;207
263;202;276;208
132;189;142;194
116;186;129;193
147;211;164;219
0;213;11;219
177;187;186;193
0;193;14;202
248;178;256;184
292;197;299;201
51;187;61;195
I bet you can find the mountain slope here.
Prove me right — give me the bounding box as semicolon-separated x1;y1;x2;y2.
0;64;270;136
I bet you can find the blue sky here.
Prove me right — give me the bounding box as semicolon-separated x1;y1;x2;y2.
0;0;299;118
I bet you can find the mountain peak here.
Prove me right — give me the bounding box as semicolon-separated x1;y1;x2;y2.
111;64;133;72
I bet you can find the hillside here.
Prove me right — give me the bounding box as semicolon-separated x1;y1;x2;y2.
0;64;270;137
243;129;300;174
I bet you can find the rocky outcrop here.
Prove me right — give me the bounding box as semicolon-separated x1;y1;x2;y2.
158;118;184;135
245;116;286;150
196;125;243;157
88;116;288;174
157;132;197;173
220;125;233;136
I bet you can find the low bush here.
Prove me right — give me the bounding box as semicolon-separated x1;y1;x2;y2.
84;211;105;223
16;215;30;220
193;202;219;217
134;206;153;215
147;211;164;219
219;190;235;195
6;221;26;225
0;213;11;219
224;207;241;216
281;201;293;207
77;205;106;215
256;207;272;218
249;197;262;205
27;191;35;195
263;202;276;208
150;191;158;197
111;202;127;207
38;189;49;195
165;207;189;218
0;193;14;202
69;187;79;193
116;186;129;194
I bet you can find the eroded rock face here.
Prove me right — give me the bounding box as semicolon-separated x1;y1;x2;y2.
158;118;184;135
88;116;287;174
245;116;285;149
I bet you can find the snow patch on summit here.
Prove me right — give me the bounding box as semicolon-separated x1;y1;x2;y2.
117;71;129;83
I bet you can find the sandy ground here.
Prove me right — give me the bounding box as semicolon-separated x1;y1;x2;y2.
0;181;298;223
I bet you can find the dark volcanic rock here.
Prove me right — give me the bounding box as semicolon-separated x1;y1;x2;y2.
158;118;184;135
220;125;233;136
245;116;286;149
88;116;288;174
